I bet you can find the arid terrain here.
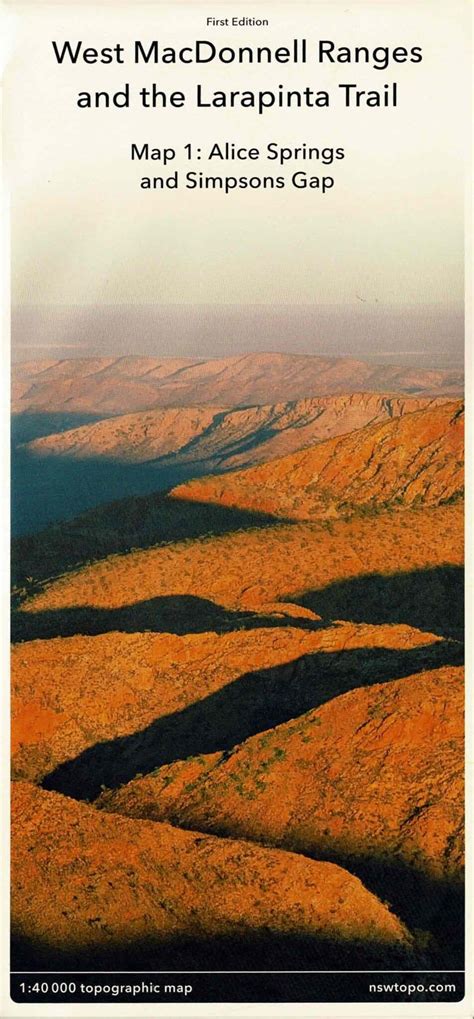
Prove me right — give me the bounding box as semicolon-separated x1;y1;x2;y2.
21;392;450;471
172;402;463;519
12;356;460;535
11;351;464;973
12;353;463;415
12;782;413;969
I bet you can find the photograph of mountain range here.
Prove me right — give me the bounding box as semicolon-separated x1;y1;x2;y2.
11;344;464;975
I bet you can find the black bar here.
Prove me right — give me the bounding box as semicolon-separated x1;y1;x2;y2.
10;971;465;1004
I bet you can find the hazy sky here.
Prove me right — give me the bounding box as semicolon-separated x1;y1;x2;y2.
11;303;464;369
5;1;468;318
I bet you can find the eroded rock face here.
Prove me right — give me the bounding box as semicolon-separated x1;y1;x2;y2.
171;403;464;519
11;782;412;968
98;666;464;883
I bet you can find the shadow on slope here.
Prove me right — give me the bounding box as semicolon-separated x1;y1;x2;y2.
14;864;458;972
318;853;464;971
11;925;417;977
296;566;464;641
12;400;295;539
41;638;463;802
11;594;324;642
12;495;281;593
12;450;228;538
12;411;109;445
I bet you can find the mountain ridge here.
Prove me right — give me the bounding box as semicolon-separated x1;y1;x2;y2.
21;392;451;474
13;352;463;415
171;401;464;520
12;781;413;969
97;664;464;883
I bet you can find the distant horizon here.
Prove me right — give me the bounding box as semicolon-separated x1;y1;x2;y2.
12;302;464;371
13;348;465;375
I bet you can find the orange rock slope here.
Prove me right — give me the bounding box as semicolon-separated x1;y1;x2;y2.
12;782;413;968
15;502;463;620
12;622;450;790
98;665;464;883
171;402;464;520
